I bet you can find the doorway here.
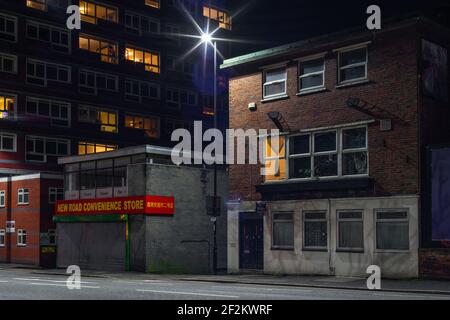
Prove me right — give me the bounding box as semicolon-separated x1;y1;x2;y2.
239;212;264;270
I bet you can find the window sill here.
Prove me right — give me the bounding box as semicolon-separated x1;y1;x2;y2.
271;247;295;251
336;249;364;254
303;248;328;252
375;249;410;254
261;94;289;103
17;245;27;248
296;87;327;96
335;79;370;89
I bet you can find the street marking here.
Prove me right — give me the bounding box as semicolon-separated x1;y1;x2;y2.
14;278;97;284
29;283;100;289
137;289;239;298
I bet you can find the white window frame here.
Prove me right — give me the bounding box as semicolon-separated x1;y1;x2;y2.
78;105;118;133
336;210;364;252
49;187;64;204
0;52;17;74
125;79;161;102
263;134;287;179
0;190;5;207
337;45;368;85
272;212;295;250
18;189;29;205
0;93;17;120
0;13;18;42
0;229;5;247
375;209;410;252
26;59;71;87
26;20;71;53
26;97;71;127
17;229;27;247
298;56;325;93
263;68;287;99
0;132;16;152
303;211;328;251
283;126;369;182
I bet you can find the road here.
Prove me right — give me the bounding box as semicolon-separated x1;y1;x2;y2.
0;268;449;300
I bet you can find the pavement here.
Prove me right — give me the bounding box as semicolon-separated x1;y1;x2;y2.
0;265;450;300
2;264;450;296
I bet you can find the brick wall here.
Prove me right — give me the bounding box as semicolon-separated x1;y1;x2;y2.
229;25;420;202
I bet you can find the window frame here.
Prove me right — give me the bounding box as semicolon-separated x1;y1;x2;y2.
17;229;27;247
336;210;364;252
79;34;118;64
79;69;118;95
0;93;17;120
26;59;71;87
25;136;70;163
272;212;295;250
0;13;18;42
303;211;328;251
18;189;30;205
0;229;5;247
78;105;118;133
298;56;326;93
26;20;70;53
375;209;410;252
0;190;5;207
0;52;17;74
125;46;161;74
26;97;71;127
337;45;369;85
125;79;160;102
124;114;161;138
49;187;64;204
0;132;16;152
79;0;118;24
263;68;287;100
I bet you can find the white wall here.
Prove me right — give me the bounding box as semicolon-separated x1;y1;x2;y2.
228;196;419;279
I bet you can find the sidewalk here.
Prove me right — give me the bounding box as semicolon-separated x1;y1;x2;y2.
3;264;450;295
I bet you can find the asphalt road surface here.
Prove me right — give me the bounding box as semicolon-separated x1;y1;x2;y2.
0;268;449;300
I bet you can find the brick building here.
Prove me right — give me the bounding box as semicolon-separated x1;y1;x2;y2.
0;173;62;267
0;0;232;267
222;16;450;278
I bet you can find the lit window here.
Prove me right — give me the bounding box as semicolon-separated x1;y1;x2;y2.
203;6;231;30
145;0;160;9
79;1;118;24
79;35;118;64
376;211;409;251
27;0;46;11
18;189;29;205
299;58;325;92
0;94;16;120
79;106;118;133
303;211;328;250
17;229;27;247
338;47;368;84
264;135;286;181
263;69;287;99
125;115;160;138
78;142;117;155
125;47;160;73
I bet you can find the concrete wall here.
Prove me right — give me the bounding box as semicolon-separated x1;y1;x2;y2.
228;196;419;279
127;163;228;274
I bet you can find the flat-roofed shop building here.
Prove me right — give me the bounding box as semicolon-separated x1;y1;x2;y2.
54;145;228;273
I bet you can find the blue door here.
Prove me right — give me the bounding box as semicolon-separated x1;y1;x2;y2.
239;213;264;270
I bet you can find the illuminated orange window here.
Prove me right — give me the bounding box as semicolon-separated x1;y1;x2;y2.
27;0;46;11
79;35;118;64
264;135;286;181
79;1;118;24
0;95;15;120
145;0;160;9
203;6;231;30
78;142;117;155
125;115;160;138
125;47;160;74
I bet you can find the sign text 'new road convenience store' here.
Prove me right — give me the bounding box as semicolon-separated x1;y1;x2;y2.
55;196;175;216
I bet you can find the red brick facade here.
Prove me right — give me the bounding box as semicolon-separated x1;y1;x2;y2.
0;174;62;266
226;18;450;278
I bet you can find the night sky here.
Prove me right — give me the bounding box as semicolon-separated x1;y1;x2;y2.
225;0;450;57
